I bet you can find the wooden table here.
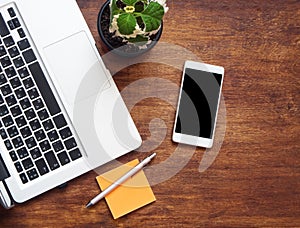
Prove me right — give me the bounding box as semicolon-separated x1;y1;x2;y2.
1;0;299;227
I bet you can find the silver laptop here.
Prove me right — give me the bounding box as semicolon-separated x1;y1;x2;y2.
0;0;142;209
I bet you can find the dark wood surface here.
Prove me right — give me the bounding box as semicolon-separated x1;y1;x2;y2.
1;0;299;227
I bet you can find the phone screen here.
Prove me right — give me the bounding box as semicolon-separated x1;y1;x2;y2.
175;68;223;139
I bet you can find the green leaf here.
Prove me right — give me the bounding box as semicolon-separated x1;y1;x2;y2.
140;2;164;32
110;0;120;22
128;35;149;45
117;13;137;35
122;0;138;6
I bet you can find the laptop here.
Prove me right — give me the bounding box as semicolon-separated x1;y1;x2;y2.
0;0;142;209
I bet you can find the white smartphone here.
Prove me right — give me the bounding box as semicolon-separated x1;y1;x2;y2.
172;61;224;148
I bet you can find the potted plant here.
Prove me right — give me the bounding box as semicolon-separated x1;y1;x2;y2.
98;0;168;57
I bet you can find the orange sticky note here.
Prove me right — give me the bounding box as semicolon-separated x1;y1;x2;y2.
96;159;156;219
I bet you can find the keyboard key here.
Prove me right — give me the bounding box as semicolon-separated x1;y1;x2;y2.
8;8;16;18
0;73;7;85
17;38;30;50
4;139;13;150
14;162;23;172
28;88;39;99
64;138;77;150
5;94;17;106
7;20;15;30
47;130;59;142
18;67;29;78
0;94;3;104
3;115;13;127
29;62;61;115
42;119;54;131
15;115;27;127
27;168;39;181
22;158;34;170
57;151;70;166
5;66;16;78
33;98;44;110
69;148;82;161
3;36;14;48
19;173;28;184
29;118;41;131
9;151;18;161
53;114;67;129
35;158;49;175
30;147;42;159
23;77;34;89
10;77;21;88
34;129;46;141
12;136;24;149
0;128;7;139
24;108;36;120
13;56;24;68
59;127;72;139
0;46;6;57
40;139;50;152
11;105;22;117
25;136;37;149
22;49;36;64
20;126;31;138
37;109;49;121
20;97;31;109
12;18;20;28
7;126;18;138
45;151;60;170
17;147;28;159
17;28;25;38
0;13;10;37
8;46;19;58
0;104;8;116
1;84;12;96
0;56;12;68
52;140;64;152
15;87;26;99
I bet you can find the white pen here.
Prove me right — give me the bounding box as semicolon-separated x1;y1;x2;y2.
86;153;156;208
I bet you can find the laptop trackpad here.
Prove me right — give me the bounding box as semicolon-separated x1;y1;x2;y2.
43;31;110;117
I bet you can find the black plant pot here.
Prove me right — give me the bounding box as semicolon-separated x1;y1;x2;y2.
97;0;163;57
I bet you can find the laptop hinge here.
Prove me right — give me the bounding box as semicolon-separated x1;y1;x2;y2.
0;181;14;209
0;154;14;209
0;153;10;181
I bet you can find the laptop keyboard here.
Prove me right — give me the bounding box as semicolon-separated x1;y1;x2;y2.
0;5;82;184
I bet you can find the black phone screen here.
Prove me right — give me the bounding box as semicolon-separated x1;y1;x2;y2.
175;68;222;139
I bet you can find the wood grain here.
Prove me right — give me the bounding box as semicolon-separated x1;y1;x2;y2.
1;0;299;227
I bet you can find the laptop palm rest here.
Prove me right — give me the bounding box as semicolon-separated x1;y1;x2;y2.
43;31;111;118
43;31;141;169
